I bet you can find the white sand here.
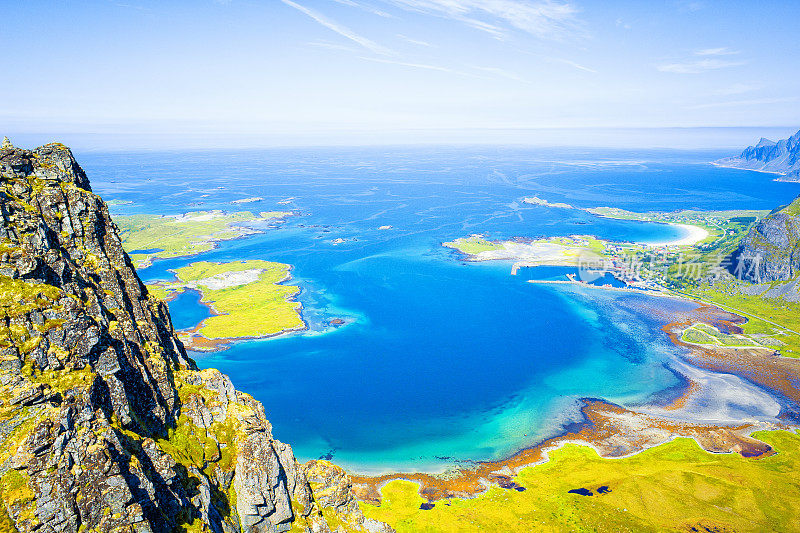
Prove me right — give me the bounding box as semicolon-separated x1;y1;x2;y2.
640;361;781;424
170;211;223;222
231;197;262;204
645;223;709;247
474;241;582;264
189;269;264;290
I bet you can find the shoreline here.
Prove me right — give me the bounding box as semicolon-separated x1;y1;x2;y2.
148;208;794;501
445;221;710;274
350;398;782;505
157;264;310;352
710;161;786;175
183;321;309;353
124;210;294;269
524;195;716;248
711;161;798;182
643;222;709;247
347;289;800;505
527;277;674;297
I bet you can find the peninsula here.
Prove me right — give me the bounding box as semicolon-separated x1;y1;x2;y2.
714;129;800;182
524;195;767;247
115;210;293;268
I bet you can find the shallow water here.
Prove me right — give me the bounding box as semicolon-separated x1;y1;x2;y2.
82;146;800;473
167;289;213;331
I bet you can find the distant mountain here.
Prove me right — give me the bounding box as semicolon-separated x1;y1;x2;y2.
715;129;800;181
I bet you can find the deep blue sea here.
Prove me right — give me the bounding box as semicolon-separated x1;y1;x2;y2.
82;146;800;473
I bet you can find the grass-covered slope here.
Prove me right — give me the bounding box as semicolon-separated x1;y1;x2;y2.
781;196;800;216
686;280;800;357
362;431;800;532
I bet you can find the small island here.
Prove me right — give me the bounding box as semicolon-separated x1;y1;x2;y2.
116;210;293;268
443;234;605;268
524;196;768;247
148;259;305;350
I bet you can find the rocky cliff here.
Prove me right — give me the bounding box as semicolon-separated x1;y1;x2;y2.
735;195;800;283
0;139;390;533
715;129;800;178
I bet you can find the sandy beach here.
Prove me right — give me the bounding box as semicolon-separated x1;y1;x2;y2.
645;223;709;247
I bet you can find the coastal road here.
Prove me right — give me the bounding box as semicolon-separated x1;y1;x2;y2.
669;289;800;336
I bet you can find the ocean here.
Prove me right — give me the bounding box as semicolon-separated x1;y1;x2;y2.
83;145;800;473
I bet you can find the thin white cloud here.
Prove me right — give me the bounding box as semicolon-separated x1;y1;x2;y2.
381;0;582;40
280;0;393;55
657;58;745;74
695;47;739;56
676;1;704;12
713;82;762;96
113;2;149;10
397;34;433;47
688;96;798;110
332;0;393;18
362;56;528;82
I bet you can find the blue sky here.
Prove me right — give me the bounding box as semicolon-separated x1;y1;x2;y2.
2;0;799;147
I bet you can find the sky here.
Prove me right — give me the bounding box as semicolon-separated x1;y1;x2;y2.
1;0;799;148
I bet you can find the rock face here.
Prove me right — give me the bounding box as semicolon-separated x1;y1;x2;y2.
735;195;800;283
715;129;800;177
0;141;390;533
777;169;800;183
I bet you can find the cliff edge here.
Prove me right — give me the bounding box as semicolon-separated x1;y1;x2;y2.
0;141;390;533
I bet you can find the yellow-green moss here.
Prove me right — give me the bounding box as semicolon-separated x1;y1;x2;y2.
0;276;63;319
0;470;36;527
362;431;800;533
0;500;20;532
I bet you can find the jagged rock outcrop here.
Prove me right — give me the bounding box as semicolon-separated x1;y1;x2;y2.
734;195;800;283
716;129;800;178
0;141;391;533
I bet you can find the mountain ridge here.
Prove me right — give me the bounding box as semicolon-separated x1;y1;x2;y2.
715;129;800;181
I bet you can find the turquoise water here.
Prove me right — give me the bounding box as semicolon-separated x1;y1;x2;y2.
83;146;800;473
168;289;213;331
